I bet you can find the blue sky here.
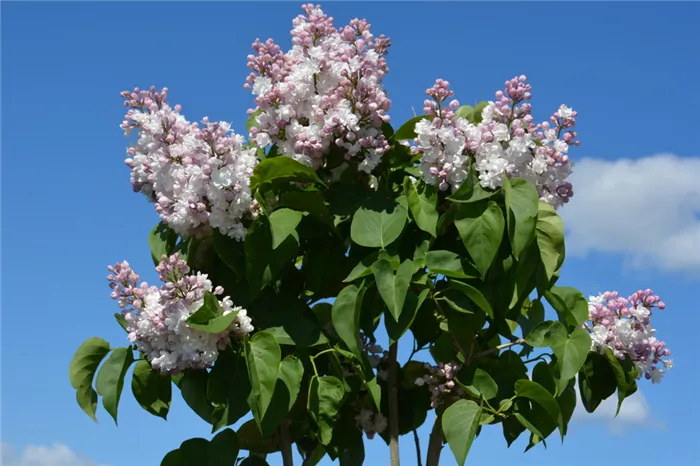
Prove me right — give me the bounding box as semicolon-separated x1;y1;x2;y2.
2;1;699;465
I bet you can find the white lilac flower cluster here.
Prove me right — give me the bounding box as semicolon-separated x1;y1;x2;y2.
355;408;388;440
587;289;672;383
121;87;259;240
414;362;464;409
412;77;578;208
245;4;392;173
107;254;253;374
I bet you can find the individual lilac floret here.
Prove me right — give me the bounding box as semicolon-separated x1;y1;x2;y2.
107;254;253;374
355;408;388;439
245;4;391;173
414;362;464;408
587;289;672;383
411;76;578;208
121;86;258;240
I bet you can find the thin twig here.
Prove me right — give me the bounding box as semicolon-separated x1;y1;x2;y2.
471;338;525;360
425;415;443;466
280;420;294;466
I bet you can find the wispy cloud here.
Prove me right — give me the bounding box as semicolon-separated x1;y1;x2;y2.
572;388;663;434
1;442;102;466
559;154;700;275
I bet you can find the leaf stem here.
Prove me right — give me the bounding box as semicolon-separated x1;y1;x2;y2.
413;429;423;466
388;341;400;466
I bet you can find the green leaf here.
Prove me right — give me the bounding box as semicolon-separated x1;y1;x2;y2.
514;380;563;438
503;177;539;261
308;376;345;445
544;286;589;327
424;251;477;279
604;349;640;415
95;347;134;425
450;280;494;319
247;109;263;132
344;250;400;283
177;370;214;424
209;429;239;466
394;115;435;140
366;377;382;412
114;313;128;331
454;101;488;124
405;179;438;236
212;230;246;278
269;208;302;249
442;399;482;466
250;156;325;194
187;291;223;323
372;259;414;321
186;292;240;334
467;368;498;400
278;355;304;412
526;321;591;392
246;332;282;425
454;201;504;278
535;202;565;281
131;360;171;420
331;284;366;360
448;181;498;204
149;222;178;265
69;337;110;422
532;361;556;396
350;193;408;248
578;352;617;413
557;386;577;435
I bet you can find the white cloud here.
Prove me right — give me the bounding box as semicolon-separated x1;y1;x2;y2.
572;387;662;434
559;154;700;274
1;442;101;466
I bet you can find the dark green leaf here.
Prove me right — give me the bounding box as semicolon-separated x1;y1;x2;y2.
209;429;239;466
209;350;251;432
181;438;210;465
279;190;336;233
454;201;504;278
578;352;617;413
372;259;413;321
250;156;325;194
405;180;438;236
450;280;494;319
114;313;128;331
503;177;539;260
239;457;269;466
385;288;429;343
350;193;408;248
160;449;184;466
467;368;498;400
535;202;565;281
604;348;640;415
394;115;435;140
331;284;366;360
442;399;482;466
131;360;171;420
69;337;110;422
177;370;214;423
